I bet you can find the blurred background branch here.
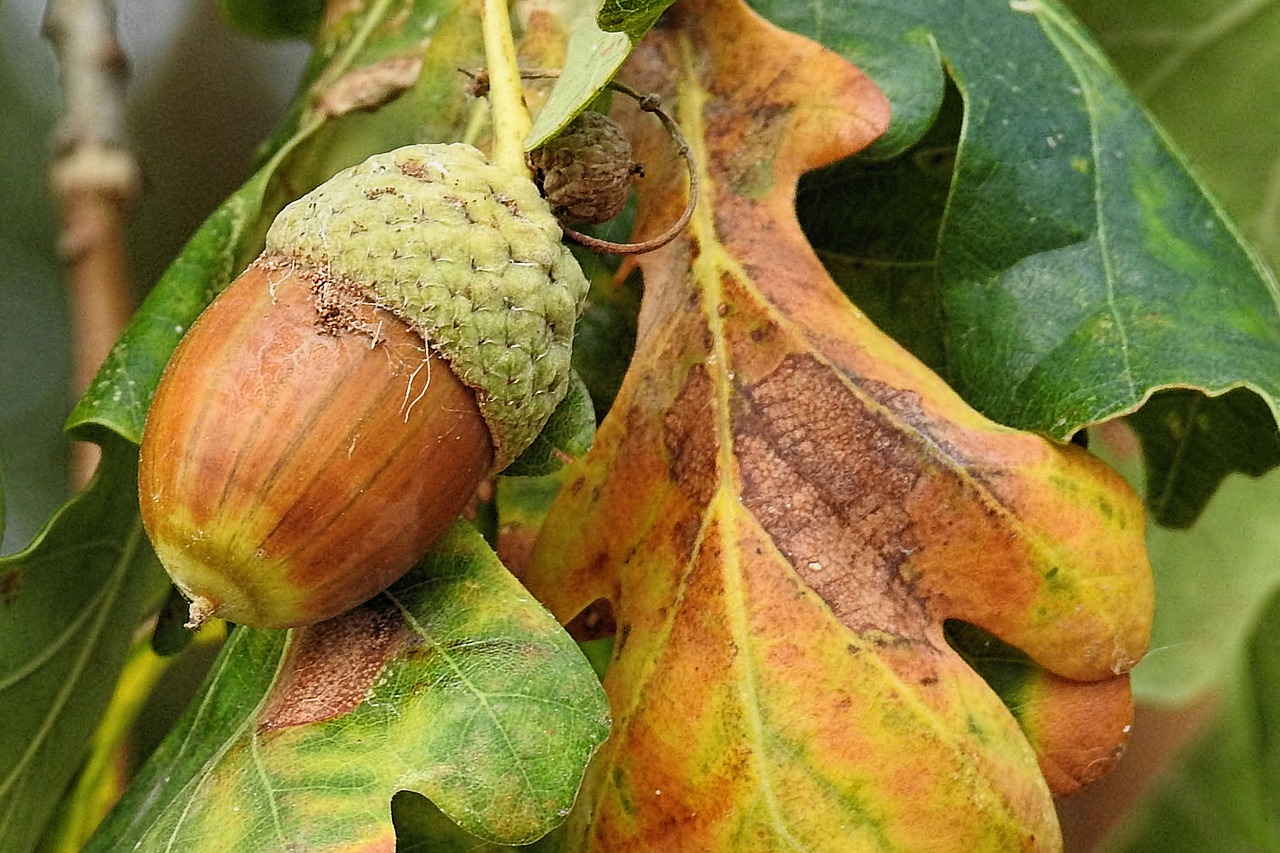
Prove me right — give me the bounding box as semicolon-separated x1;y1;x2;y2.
43;0;141;487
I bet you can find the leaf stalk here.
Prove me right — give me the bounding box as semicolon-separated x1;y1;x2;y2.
481;0;533;177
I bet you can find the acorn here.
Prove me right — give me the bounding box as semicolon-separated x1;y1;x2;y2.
529;110;643;225
139;143;589;628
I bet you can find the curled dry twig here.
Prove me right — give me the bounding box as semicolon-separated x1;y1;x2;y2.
43;0;141;484
555;81;698;256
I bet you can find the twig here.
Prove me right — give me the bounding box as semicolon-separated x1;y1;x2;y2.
43;0;141;487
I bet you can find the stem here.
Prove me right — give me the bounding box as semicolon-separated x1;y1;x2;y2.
43;0;141;488
481;0;532;177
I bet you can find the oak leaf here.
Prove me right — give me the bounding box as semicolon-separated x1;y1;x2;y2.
523;2;1153;850
82;525;609;853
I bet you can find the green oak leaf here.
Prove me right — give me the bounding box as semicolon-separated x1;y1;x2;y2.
772;0;1280;526
1063;0;1280;530
84;523;609;852
0;436;169;853
525;24;629;150
597;0;675;41
1098;584;1280;852
276;0;483;181
217;0;325;41
1128;388;1280;529
504;373;596;477
1064;0;1280;272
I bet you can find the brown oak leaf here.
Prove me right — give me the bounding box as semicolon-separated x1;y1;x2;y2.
523;1;1154;851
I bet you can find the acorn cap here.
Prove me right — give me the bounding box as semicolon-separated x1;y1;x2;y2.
265;143;589;469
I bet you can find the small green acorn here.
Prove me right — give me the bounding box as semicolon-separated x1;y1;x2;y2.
139;143;589;628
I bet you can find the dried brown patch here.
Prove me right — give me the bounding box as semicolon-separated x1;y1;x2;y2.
267;258;403;344
734;353;929;636
0;569;20;606
315;55;424;117
363;186;398;200
398;160;432;181
312;276;374;337
662;364;719;506
259;601;406;731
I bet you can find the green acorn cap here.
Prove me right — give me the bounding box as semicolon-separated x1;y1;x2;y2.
265;143;589;469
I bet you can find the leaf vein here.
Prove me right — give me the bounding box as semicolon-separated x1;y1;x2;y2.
0;522;140;803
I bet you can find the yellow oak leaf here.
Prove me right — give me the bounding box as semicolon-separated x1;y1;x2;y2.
524;2;1153;850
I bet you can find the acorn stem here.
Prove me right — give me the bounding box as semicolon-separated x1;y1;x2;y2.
481;0;532;178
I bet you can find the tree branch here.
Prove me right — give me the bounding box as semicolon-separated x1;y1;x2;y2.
43;0;142;486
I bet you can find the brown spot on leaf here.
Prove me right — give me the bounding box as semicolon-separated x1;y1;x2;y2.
1;569;19;606
662;364;719;506
259;601;406;731
734;353;929;637
315;55;424;117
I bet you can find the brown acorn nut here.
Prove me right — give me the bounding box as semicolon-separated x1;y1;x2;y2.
140;143;589;628
528;110;643;225
139;261;493;629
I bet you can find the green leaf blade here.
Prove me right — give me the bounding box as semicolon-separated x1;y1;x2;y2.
218;0;325;41
525;0;678;149
526;24;631;150
0;437;168;853
1100;585;1280;852
1066;0;1280;272
767;0;1280;521
596;0;674;41
86;524;609;852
